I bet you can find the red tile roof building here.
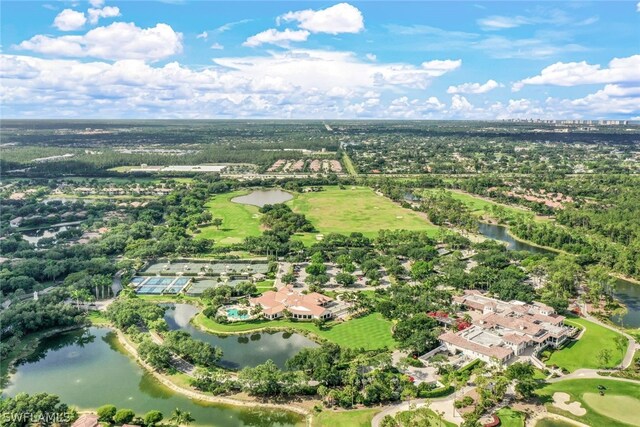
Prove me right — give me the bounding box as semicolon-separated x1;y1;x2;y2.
249;286;333;320
439;290;572;365
71;414;99;427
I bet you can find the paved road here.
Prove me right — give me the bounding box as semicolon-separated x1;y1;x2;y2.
111;270;123;296
548;368;640;384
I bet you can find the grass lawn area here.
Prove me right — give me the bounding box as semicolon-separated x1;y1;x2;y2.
255;279;275;294
497;408;526;427
289;186;440;240
341;152;358;176
421;188;530;220
195;312;397;350
312;408;380;427
195;190;263;245
533;418;577;427
393;407;456;427
545;317;626;372
137;294;202;305
536;379;640;427
87;310;110;326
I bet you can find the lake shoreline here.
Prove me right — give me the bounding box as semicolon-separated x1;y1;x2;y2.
113;327;314;420
191;311;329;344
478;220;563;254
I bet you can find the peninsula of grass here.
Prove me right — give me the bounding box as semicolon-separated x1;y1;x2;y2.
288;186;440;240
545;317;626;372
87;310;111;326
194;312;397;350
421;188;531;220
536;379;640;427
312;408;380;427
195;190;263;245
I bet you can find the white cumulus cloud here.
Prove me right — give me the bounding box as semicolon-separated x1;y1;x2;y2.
447;79;502;94
89;0;105;7
243;28;310;47
210;42;224;50
53;9;87;31
0;48;463;118
513;55;640;91
87;6;120;25
17;22;183;61
279;3;364;35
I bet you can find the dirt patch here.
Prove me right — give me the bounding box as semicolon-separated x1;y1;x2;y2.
552;392;586;416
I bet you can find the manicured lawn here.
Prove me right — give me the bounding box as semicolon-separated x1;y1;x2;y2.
288;186;440;240
195;312;397;350
195;190;263;245
255;279;275;294
496;407;526;427
312;408;379;427
536;379;640;427
534;418;577;427
545;317;626;372
87;310;110;326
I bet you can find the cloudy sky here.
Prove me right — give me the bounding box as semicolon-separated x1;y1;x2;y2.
1;1;639;119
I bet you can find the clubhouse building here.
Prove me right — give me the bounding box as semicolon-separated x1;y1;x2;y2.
439;290;572;365
249;285;333;321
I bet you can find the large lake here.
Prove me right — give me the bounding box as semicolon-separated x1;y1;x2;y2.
231;190;293;207
2;327;303;427
477;222;640;328
164;304;317;369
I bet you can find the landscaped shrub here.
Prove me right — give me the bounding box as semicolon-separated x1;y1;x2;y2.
202;306;217;318
417;385;454;398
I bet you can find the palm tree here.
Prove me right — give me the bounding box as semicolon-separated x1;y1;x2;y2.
169;408;194;426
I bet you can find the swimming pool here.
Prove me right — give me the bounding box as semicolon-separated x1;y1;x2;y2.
226;308;250;320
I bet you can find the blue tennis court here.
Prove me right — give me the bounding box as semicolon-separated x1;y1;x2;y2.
164;278;190;294
144;277;174;287
137;285;166;294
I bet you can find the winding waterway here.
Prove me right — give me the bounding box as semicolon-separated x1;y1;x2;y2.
231;189;293;207
477;222;640;328
164;304;317;369
477;222;556;255
2;327;303;426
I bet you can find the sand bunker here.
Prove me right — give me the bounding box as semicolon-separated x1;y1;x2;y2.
552;392;586;416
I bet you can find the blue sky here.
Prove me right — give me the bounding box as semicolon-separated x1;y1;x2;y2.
1;1;639;119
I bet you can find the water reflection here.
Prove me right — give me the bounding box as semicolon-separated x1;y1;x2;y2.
610;278;640;328
163;304;317;369
477;222;556;255
3;327;303;427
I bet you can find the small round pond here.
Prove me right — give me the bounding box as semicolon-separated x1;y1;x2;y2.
163;304;318;369
231;189;293;207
